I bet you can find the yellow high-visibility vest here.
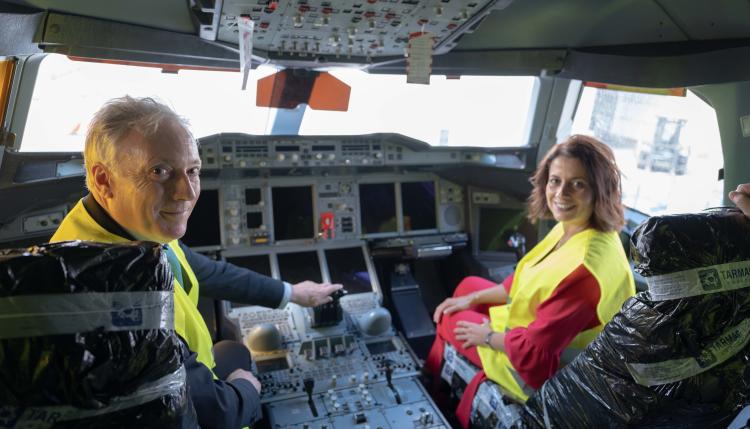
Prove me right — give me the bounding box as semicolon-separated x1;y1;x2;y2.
51;199;217;374
477;222;635;402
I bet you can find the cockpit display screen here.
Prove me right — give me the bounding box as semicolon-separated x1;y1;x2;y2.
359;183;397;234
401;181;437;231
245;188;262;205
227;255;273;308
478;207;524;252
227;255;272;277
365;339;396;355
272;186;314;241
182;189;221;247
255;356;289;373
278;251;322;284
325;247;372;295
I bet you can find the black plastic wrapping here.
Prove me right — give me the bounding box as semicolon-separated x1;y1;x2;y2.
0;241;195;428
630;209;750;277
520;209;750;428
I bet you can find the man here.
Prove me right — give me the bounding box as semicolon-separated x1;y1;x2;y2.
51;96;342;428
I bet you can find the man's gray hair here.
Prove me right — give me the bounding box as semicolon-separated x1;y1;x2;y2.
84;96;194;190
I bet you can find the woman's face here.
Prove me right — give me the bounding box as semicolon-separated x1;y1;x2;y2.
545;155;594;229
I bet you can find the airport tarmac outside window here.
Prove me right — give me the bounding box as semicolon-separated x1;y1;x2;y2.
20;54;536;151
570;87;723;216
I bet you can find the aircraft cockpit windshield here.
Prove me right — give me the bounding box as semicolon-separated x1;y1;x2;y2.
19;54;537;151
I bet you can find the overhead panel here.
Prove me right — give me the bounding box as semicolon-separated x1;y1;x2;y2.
213;0;509;59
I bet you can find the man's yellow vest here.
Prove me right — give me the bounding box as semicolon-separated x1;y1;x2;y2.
51;200;217;374
477;222;635;402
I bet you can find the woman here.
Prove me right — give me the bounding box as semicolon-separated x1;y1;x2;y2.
425;135;636;428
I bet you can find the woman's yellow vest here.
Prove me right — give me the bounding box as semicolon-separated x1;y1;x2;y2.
477;222;635;402
51;200;217;375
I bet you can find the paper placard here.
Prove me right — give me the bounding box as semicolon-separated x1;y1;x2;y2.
406;32;433;85
238;17;255;90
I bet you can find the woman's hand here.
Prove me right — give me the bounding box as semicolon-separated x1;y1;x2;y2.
454;319;492;349
433;295;473;324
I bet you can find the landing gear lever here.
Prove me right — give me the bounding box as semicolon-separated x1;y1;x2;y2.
303;377;318;417
384;360;402;404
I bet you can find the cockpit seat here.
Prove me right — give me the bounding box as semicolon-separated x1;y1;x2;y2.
437;342;526;428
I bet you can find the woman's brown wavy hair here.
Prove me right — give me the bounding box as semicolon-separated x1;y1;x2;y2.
527;134;624;232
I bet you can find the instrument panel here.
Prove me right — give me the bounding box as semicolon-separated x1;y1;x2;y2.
186;174;464;250
197;133;524;170
235;291;450;428
186;138;470;251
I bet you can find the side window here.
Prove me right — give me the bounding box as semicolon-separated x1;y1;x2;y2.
571;87;723;216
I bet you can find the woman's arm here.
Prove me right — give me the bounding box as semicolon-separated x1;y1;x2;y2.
469;283;510;305
503;265;600;389
433;274;514;323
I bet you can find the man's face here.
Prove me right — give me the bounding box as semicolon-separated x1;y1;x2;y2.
106;121;201;243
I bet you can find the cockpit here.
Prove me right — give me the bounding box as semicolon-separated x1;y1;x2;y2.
1;0;750;428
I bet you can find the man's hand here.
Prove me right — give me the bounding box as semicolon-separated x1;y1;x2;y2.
290;281;343;307
227;368;261;394
454;319;492;349
729;183;750;218
433;295;473;324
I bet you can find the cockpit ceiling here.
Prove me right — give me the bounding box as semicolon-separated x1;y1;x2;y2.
456;0;750;50
3;0;750;84
9;0;750;51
